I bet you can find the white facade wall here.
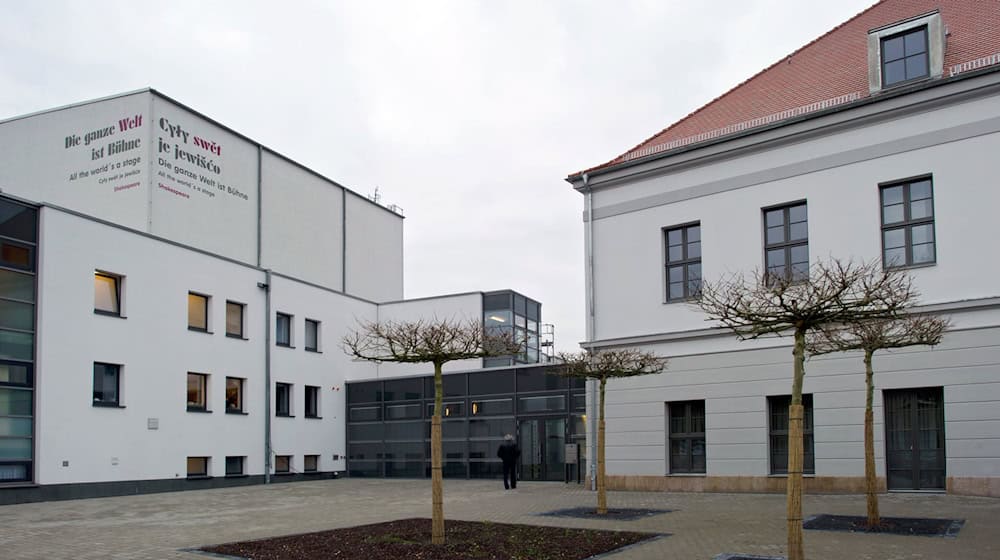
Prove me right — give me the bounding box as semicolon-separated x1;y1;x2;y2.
578;73;1000;494
344;191;404;302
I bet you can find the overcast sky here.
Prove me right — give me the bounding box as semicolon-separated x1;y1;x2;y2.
1;0;876;353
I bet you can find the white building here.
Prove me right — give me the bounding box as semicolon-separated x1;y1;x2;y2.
568;0;1000;497
0;89;546;502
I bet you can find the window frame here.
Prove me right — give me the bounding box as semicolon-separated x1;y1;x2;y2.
225;301;245;339
303;454;319;473
762;201;809;283
768;394;815;475
305;385;321;418
186;372;210;412
880;176;936;269
880;26;930;88
187;292;210;332
274;454;291;474
93;271;122;317
304;318;320;352
224;456;245;477
225;377;245;414
92;362;122;407
668;400;706;474
186;456;209;478
276;382;292;417
663;222;702;303
275;312;292;347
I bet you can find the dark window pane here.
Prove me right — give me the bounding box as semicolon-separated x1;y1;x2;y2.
790;245;809;266
667;229;682;246
470;398;512;416
383;377;423;401
789;222;807;241
0;202;37;242
0;388;31;415
884;247;906;267
517;395;565;413
0;362;30;386
767;249;785;267
883;35;905;60
765;209;784;228
911;224;934;245
385;403;422;420
766;226;785;245
668;266;684;283
906;55;927;79
909;180;932;201
905;29;926;53
910;199;933;220
348;423;383;441
469;418;515;438
669;282;685;300
788;204;806;223
225;456;243;476
384;421;423;440
0;330;32;361
667;245;683;262
348;381;381;403
912;243;935;264
350;406;381;422
225;378;243;412
468;370;514;395
0;242;32;270
0;269;34;301
882;185;903;205
883;204;904;224
275;313;291;345
884;60;906;85
516;369;565;392
687;225;700;242
424;374;466;398
305;320;318;350
883;228;905;249
226;303;243;337
0;300;33;331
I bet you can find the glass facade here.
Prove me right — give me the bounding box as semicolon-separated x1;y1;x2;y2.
0;197;37;483
346;364;586;481
482;290;541;368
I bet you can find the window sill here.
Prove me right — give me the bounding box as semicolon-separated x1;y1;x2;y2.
662;297;697;305
188;327;214;334
768;473;816;478
276;344;295;349
186;475;212;480
187;408;213;414
305;415;323;420
225;333;249;340
305;348;322;353
94;310;126;319
276;414;295;418
225;409;249;415
885;261;936;272
92;402;126;409
666;472;706;477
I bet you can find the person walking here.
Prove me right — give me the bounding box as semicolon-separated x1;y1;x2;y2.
497;433;520;490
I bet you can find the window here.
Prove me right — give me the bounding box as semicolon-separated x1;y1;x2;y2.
304;454;319;473
275;455;291;474
305;319;320;352
225;301;244;338
764;202;808;283
92;362;121;407
664;223;701;301
0;240;33;270
94;272;121;316
225;377;244;413
225;456;245;476
881;26;928;87
188;292;209;331
881;177;935;267
668;400;705;474
276;382;292;416
769;394;814;475
187;456;209;477
187;373;209;412
276;312;291;347
305;385;320;418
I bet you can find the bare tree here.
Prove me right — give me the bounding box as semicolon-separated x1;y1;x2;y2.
557;349;666;514
342;318;521;545
695;259;914;560
807;314;948;528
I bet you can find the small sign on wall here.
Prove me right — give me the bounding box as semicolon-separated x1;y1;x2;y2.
147;418;159;430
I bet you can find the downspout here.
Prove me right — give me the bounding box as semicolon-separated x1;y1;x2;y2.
261;270;273;483
584;173;599;491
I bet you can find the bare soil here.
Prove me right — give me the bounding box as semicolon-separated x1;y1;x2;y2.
201;517;659;560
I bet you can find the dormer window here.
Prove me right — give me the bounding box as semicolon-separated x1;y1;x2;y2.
881;27;928;87
868;11;944;93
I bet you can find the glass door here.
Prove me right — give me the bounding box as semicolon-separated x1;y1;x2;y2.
518;417;566;481
884;387;945;490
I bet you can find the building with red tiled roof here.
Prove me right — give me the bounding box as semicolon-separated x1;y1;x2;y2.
566;0;1000;504
571;0;1000;179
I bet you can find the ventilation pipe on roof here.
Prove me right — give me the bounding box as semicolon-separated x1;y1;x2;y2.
583;173;598;491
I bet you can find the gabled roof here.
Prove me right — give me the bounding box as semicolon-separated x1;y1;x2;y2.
573;0;1000;178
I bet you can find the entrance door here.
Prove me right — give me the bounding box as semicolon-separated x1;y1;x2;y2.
884;387;946;490
518;418;566;481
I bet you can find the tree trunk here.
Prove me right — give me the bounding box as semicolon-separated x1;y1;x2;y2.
864;350;880;528
787;328;806;560
431;361;444;545
597;376;607;515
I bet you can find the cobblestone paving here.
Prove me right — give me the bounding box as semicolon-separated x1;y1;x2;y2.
1;479;997;559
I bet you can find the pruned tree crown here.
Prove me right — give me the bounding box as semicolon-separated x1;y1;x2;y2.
342;317;523;365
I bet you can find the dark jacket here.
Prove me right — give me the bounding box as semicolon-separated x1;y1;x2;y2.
497;441;520;464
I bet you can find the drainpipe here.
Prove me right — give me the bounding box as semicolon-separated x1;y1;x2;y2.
260;270;273;483
583;173;598;491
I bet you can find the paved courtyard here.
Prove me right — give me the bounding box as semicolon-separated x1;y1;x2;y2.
0;479;997;559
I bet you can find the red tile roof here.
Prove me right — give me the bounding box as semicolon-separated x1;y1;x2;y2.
575;0;1000;177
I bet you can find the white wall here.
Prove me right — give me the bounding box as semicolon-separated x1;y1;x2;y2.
260;152;344;291
345;191;404;302
0;91;150;231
